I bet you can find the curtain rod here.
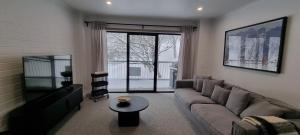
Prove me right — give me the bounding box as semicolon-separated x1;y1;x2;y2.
84;21;197;29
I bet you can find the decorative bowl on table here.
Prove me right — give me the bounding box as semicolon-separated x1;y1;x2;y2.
117;96;131;107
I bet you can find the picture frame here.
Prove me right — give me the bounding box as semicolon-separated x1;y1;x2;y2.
223;17;288;73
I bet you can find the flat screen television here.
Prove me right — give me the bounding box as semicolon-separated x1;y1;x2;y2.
23;55;72;101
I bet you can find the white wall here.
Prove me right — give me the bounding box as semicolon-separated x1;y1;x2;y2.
194;19;215;76
0;0;80;131
210;0;300;108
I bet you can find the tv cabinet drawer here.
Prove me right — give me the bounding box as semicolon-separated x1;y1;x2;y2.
66;88;83;110
42;97;68;130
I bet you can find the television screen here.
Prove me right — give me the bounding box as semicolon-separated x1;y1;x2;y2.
23;55;72;95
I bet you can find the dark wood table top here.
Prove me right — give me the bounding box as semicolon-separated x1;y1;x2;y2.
109;96;149;113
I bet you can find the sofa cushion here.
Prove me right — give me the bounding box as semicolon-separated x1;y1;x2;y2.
175;88;215;108
211;86;230;105
226;87;250;115
201;79;224;97
234;86;265;104
223;83;235;90
240;101;289;118
248;92;265;104
195;79;205;92
191;104;241;135
193;75;211;90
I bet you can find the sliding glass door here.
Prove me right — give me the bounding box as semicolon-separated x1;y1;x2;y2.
128;33;158;92
107;33;127;92
107;32;180;92
157;34;181;91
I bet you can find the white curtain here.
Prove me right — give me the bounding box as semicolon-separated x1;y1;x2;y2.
89;22;108;72
75;22;107;94
177;26;195;80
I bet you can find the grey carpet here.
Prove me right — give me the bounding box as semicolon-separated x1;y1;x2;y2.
53;93;198;135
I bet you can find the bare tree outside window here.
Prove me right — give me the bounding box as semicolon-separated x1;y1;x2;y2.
107;33;180;76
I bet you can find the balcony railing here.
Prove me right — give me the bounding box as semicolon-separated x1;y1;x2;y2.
108;61;177;80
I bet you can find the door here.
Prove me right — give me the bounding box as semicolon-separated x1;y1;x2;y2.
157;34;181;91
127;33;158;92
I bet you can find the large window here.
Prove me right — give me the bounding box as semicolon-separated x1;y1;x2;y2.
157;34;181;91
107;32;127;92
107;32;181;92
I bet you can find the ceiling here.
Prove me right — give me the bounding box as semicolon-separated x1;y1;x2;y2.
64;0;257;20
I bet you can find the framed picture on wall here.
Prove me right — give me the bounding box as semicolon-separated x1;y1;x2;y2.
223;17;288;73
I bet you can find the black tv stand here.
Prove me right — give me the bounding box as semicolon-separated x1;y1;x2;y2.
8;84;83;135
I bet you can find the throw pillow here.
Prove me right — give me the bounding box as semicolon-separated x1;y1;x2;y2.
201;79;224;97
240;101;288;118
225;87;250;115
211;86;230;105
192;75;211;90
195;79;205;92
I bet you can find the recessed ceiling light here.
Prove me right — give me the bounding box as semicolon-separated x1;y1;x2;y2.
106;1;112;5
197;7;203;11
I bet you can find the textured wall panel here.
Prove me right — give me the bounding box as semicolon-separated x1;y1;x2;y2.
0;0;78;131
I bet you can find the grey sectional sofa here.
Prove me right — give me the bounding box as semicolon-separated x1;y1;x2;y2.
175;78;300;135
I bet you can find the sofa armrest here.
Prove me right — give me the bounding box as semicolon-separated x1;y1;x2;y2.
175;79;193;88
288;119;300;130
232;121;260;135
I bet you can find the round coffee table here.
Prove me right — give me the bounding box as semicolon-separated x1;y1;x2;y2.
109;96;149;127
